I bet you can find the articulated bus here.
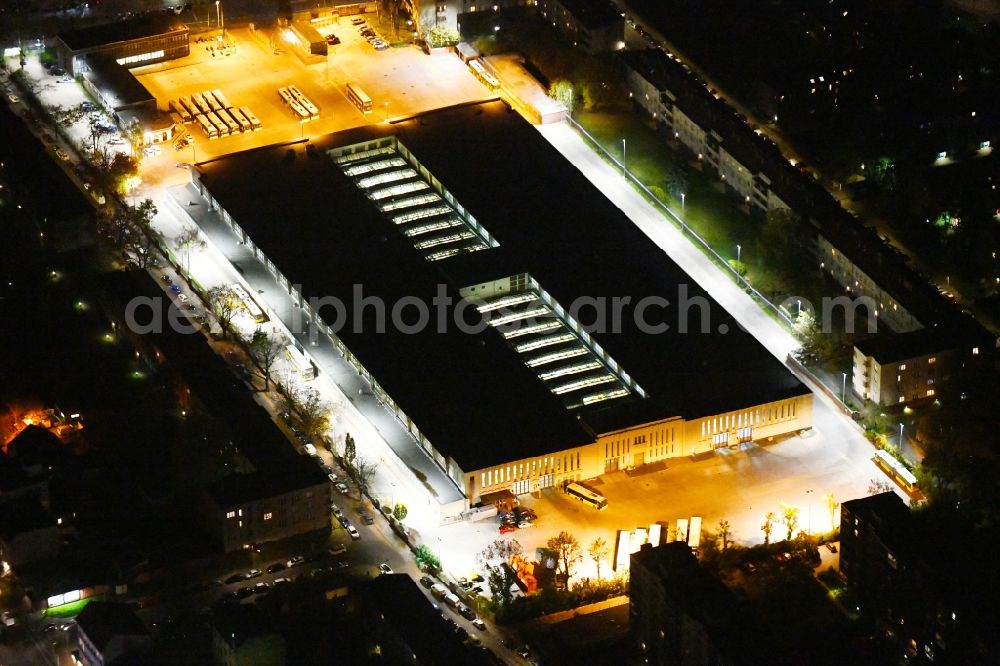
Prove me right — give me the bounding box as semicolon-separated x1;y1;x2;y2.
196;114;218;139
205;111;229;137
874;450;918;493
239;107;262;131
230;283;268;324
565;482;608;510
211;88;232;110
192;92;211;116
285;344;317;381
203;89;223;113
230;108;251;133
179;96;199;118
218;108;241;134
346;83;372;115
469;59;500;91
169;99;193;124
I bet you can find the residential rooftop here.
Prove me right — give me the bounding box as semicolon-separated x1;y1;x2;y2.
75;601;148;653
193;100;807;472
854;322;993;364
208;455;329;508
549;0;623;30
57;12;187;52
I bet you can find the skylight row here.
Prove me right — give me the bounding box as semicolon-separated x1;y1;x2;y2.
333;147;395;164
392;205;453;225
552;374;616;395
343;157;407;176
515;333;576;354
402;219;463;237
334;141;496;262
476;293;539;313
538;361;602;381
379;193;441;212
356;168;418;189
501;320;562;339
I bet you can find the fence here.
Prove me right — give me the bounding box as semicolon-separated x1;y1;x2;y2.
565;115;794;329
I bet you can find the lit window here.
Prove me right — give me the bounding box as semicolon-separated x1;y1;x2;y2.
899;364;906;370
973;347;979;355
226;511;236;519
926;389;935;397
264;512;273;521
928;357;936;364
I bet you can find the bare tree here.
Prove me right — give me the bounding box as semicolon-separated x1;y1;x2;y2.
354;455;377;497
867;478;893;495
344;432;356;466
207;285;240;338
547;531;582;583
761;512;776;545
781;503;800;541
248;328;284;392
477;538;523;610
588;537;609;579
717;520;732;552
174;226;206;274
825;493;838;531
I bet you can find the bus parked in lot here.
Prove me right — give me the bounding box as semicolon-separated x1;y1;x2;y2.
192;92;211;115
218;108;241;134
196;114;218;139
230;283;268;323
179;96;198;118
565;482;608;510
205;111;229;137
212;88;232;110
229;108;251;133
203;89;223;113
169;99;192;124
239;107;262;131
346;83;372;114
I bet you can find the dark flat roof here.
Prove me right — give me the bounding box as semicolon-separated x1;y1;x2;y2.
195;101;807;472
208;455;328;508
83;55;154;111
854;323;993;364
76;602;148;653
57;12;187;52
0;496;54;540
552;0;623;30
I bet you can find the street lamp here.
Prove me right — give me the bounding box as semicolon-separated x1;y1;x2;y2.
621;138;626;176
898;423;904;450
805;489;814;534
736;244;741;265
841;372;847;404
796;299;802;318
215;1;220;32
680;192;686;210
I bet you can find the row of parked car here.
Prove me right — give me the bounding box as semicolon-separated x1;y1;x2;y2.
423;576;487;631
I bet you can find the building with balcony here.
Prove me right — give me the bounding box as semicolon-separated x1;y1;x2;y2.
538;0;624;53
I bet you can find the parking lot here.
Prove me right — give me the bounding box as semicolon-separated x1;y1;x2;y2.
134;21;495;187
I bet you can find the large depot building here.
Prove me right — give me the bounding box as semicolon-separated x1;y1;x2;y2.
172;101;812;514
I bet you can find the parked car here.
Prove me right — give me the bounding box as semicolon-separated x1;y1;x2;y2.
430;583;448;599
266;562;286;574
372;40;388;50
472;618;487;631
224;573;244;585
338;515;350;529
458;604;476;621
253;582;272;594
359;511;374;526
245;569;263;579
347;524;360;539
499;524;516;534
351;17;365;25
286;555;306;567
335;481;349;494
55;148;69;161
8;94;19;103
379;563;393;575
328;544;347;556
419;575;435;589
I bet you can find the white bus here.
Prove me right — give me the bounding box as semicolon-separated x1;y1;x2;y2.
469;59;500;91
288;85;319;119
286;344;316;380
205;111;230;137
203;89;223;113
565;482;608;510
211;88;232;110
874;450;918;493
346;83;372;114
239;107;262;131
169;99;193;124
217;108;241;134
192;92;212;115
179;95;199;118
229;108;251;133
230;283;268;323
196;114;218;139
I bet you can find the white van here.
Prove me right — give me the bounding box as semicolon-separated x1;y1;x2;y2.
444;593;461;609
